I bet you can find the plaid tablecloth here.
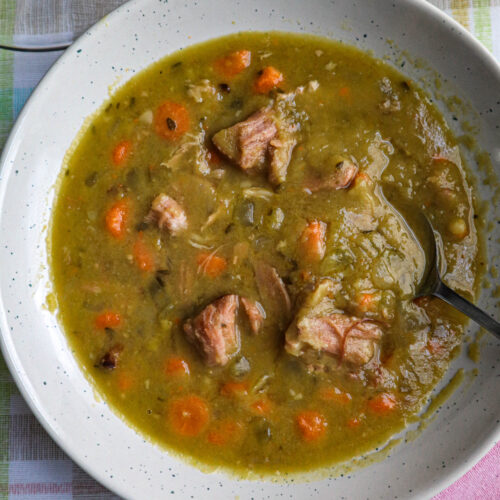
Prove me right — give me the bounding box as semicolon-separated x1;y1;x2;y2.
0;1;499;498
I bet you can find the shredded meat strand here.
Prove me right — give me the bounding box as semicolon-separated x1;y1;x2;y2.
241;297;266;334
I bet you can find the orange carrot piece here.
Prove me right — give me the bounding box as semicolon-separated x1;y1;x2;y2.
299;220;327;261
105;199;129;239
117;372;134;391
214;50;251;78
165;357;190;376
319;387;352;404
296;410;328;442
95;311;122;329
154;101;190;140
220;381;249;398
253;66;284;94
207;419;243;446
168;395;210;437
197;252;227;278
368;393;397;415
112;140;132;166
250;397;273;416
132;232;155;272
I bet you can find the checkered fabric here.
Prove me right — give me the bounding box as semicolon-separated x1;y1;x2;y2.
0;1;499;498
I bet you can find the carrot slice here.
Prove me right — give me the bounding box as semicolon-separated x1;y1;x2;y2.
154;101;190;140
105;199;129;239
367;393;397;415
197;252;227;278
220;381;249;398
296;410;328;442
132;232;155;272
299;220;327;262
214;50;251;78
95;311;122;329
319;387;352;404
112;140;132;166
165;357;190;376
207;419;243;446
168;395;209;437
253;66;283;94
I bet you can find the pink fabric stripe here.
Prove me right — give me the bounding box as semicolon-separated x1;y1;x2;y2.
8;482;71;495
433;442;500;499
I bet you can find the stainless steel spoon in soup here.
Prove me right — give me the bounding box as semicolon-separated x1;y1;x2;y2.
382;185;500;339
415;214;500;338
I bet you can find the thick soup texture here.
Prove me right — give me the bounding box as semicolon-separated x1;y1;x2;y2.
51;33;480;473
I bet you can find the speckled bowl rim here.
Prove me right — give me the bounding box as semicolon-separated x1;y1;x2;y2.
0;0;499;498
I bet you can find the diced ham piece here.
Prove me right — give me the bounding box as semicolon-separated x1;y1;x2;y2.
285;280;382;366
287;313;382;365
183;295;240;366
212;108;277;173
212;105;298;185
343;321;382;364
146;193;187;235
241;297;266;334
306;157;358;192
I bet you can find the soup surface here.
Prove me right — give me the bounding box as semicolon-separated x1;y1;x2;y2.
51;32;481;474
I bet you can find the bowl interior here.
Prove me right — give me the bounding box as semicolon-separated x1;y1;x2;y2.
0;0;499;498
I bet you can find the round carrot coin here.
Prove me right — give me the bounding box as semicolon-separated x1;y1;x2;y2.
296;410;328;442
154;101;190;140
168;395;209;437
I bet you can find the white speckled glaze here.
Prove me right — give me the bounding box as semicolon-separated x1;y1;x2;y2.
0;0;499;498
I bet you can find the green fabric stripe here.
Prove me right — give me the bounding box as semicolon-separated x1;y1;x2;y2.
473;0;494;50
0;0;15;153
0;8;15;500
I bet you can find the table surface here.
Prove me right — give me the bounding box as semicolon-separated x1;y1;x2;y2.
0;1;499;498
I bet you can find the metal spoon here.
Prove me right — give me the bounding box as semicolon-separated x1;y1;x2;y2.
415;214;500;338
379;183;500;338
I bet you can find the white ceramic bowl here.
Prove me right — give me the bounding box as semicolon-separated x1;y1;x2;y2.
0;0;499;498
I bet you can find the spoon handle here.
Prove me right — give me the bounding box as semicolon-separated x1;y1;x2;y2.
433;282;500;339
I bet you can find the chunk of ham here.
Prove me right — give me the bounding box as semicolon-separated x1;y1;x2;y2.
212;105;297;185
241;297;266;334
183;295;240;366
287;312;381;365
212;108;277;173
183;294;266;365
146;193;187;235
285;280;382;366
306;157;358;192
